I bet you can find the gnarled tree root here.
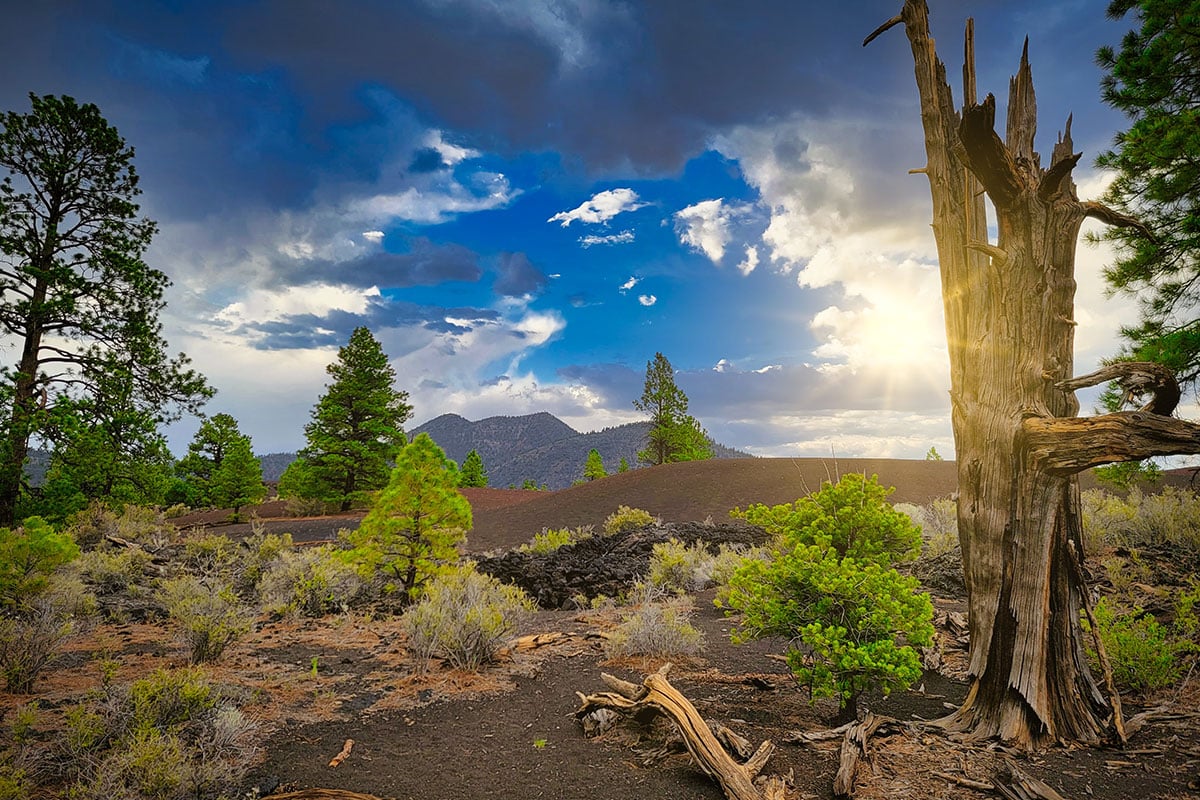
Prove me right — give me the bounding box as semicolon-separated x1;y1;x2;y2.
575;664;788;800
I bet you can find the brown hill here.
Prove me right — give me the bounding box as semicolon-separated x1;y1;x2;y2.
463;457;964;553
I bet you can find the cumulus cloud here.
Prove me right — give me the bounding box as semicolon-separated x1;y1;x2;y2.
736;244;759;276
638;294;657;307
362;230;385;243
674;198;752;264
580;230;635;247
619;276;639;292
549;188;647;226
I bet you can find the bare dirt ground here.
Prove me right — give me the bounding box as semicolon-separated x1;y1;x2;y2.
17;459;1200;799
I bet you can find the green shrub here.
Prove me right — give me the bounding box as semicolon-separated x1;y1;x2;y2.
402;565;534;671
604;583;705;658
895;498;959;557
0;517;80;611
1081;487;1200;553
732;473;921;565
66;504;176;549
646;538;711;592
258;546;363;617
158;576;253;664
603;505;657;536
182;532;238;577
518;526;592;554
725;543;933;713
1083;595;1197;692
73;547;153;597
238;528;294;594
0;602;75;694
63;667;259;800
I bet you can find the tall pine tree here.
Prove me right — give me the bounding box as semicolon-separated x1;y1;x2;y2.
0;94;211;524
633;352;713;465
293;327;411;511
459;449;488;487
1096;0;1200;388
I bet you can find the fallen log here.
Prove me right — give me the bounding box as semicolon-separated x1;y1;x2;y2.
833;713;895;798
576;663;787;800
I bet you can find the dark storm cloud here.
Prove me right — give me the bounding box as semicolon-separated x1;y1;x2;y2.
237;299;498;350
289;239;482;288
492;252;548;297
218;0;910;175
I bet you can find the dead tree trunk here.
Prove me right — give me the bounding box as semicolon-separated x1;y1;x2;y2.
865;1;1200;747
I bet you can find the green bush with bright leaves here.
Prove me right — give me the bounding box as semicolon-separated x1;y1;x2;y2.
724;473;933;714
726;544;933;711
732;473;921;565
0;518;79;612
1083;587;1199;693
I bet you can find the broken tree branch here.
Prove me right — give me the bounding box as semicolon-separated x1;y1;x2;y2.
1023;411;1200;474
1056;361;1181;415
959;95;1023;208
862;14;904;47
576;664;783;800
1081;200;1156;240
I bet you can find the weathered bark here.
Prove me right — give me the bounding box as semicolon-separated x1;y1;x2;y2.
575;665;785;800
866;0;1200;746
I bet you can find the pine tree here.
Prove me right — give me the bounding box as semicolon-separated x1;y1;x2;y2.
459;449;488;487
297;327;412;511
634;353;713;465
208;435;264;521
345;433;470;601
0;94;211;524
1096;0;1200;388
583;448;607;481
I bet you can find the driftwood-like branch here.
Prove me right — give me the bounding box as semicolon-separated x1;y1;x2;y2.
833;714;896;798
1081;201;1156;240
959;95;1023;209
1056;361;1181;416
576;665;783;800
1023;411;1200;474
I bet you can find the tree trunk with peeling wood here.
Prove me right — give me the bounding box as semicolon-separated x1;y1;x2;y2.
865;1;1200;747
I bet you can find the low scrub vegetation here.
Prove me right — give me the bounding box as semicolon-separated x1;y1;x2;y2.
603;583;705;659
402;564;534;670
1084;588;1199;692
518;526;593;554
603;505;658;536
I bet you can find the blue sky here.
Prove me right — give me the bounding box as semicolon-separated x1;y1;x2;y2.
0;1;1148;458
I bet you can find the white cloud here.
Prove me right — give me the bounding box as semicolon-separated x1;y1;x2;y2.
580;230;635;247
362;230;385;243
422;129;478;166
674;198;751;264
214;284;382;328
638;294;657;307
737;244;759;276
354;171;516;225
713;358;733;372
619;276;639;292
549;188;647;226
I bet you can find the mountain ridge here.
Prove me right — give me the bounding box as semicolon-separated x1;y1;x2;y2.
410;412;751;490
